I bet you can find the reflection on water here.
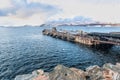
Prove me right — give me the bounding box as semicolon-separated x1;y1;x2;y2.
0;26;120;80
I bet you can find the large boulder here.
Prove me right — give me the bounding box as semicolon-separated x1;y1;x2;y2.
86;63;120;80
33;69;49;80
86;65;103;80
102;63;120;80
14;69;49;80
49;65;86;80
14;70;38;80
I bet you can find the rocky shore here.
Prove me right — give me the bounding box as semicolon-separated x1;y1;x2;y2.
14;63;120;80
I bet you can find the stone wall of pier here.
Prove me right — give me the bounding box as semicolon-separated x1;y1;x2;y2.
42;28;97;46
42;28;76;42
75;36;94;46
42;27;119;48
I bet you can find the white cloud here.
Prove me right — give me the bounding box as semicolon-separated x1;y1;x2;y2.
0;0;60;26
28;0;120;23
0;0;120;26
0;0;13;9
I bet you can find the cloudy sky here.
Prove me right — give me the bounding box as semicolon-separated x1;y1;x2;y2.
0;0;120;26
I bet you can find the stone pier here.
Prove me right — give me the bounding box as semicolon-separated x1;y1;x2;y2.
42;27;120;48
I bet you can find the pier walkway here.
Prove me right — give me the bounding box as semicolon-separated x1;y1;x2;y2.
88;32;120;46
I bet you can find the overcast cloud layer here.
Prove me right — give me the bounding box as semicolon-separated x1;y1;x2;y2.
0;0;120;26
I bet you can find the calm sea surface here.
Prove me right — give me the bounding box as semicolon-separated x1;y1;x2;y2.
0;26;120;80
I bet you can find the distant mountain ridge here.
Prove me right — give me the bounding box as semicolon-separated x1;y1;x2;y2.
42;16;120;27
45;16;98;26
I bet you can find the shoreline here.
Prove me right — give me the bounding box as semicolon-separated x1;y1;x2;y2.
15;63;120;80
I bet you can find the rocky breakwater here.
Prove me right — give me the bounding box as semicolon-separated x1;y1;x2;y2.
15;63;120;80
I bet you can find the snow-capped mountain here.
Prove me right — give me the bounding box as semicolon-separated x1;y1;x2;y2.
45;16;98;26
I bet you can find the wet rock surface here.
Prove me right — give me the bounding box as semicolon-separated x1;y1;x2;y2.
14;63;120;80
